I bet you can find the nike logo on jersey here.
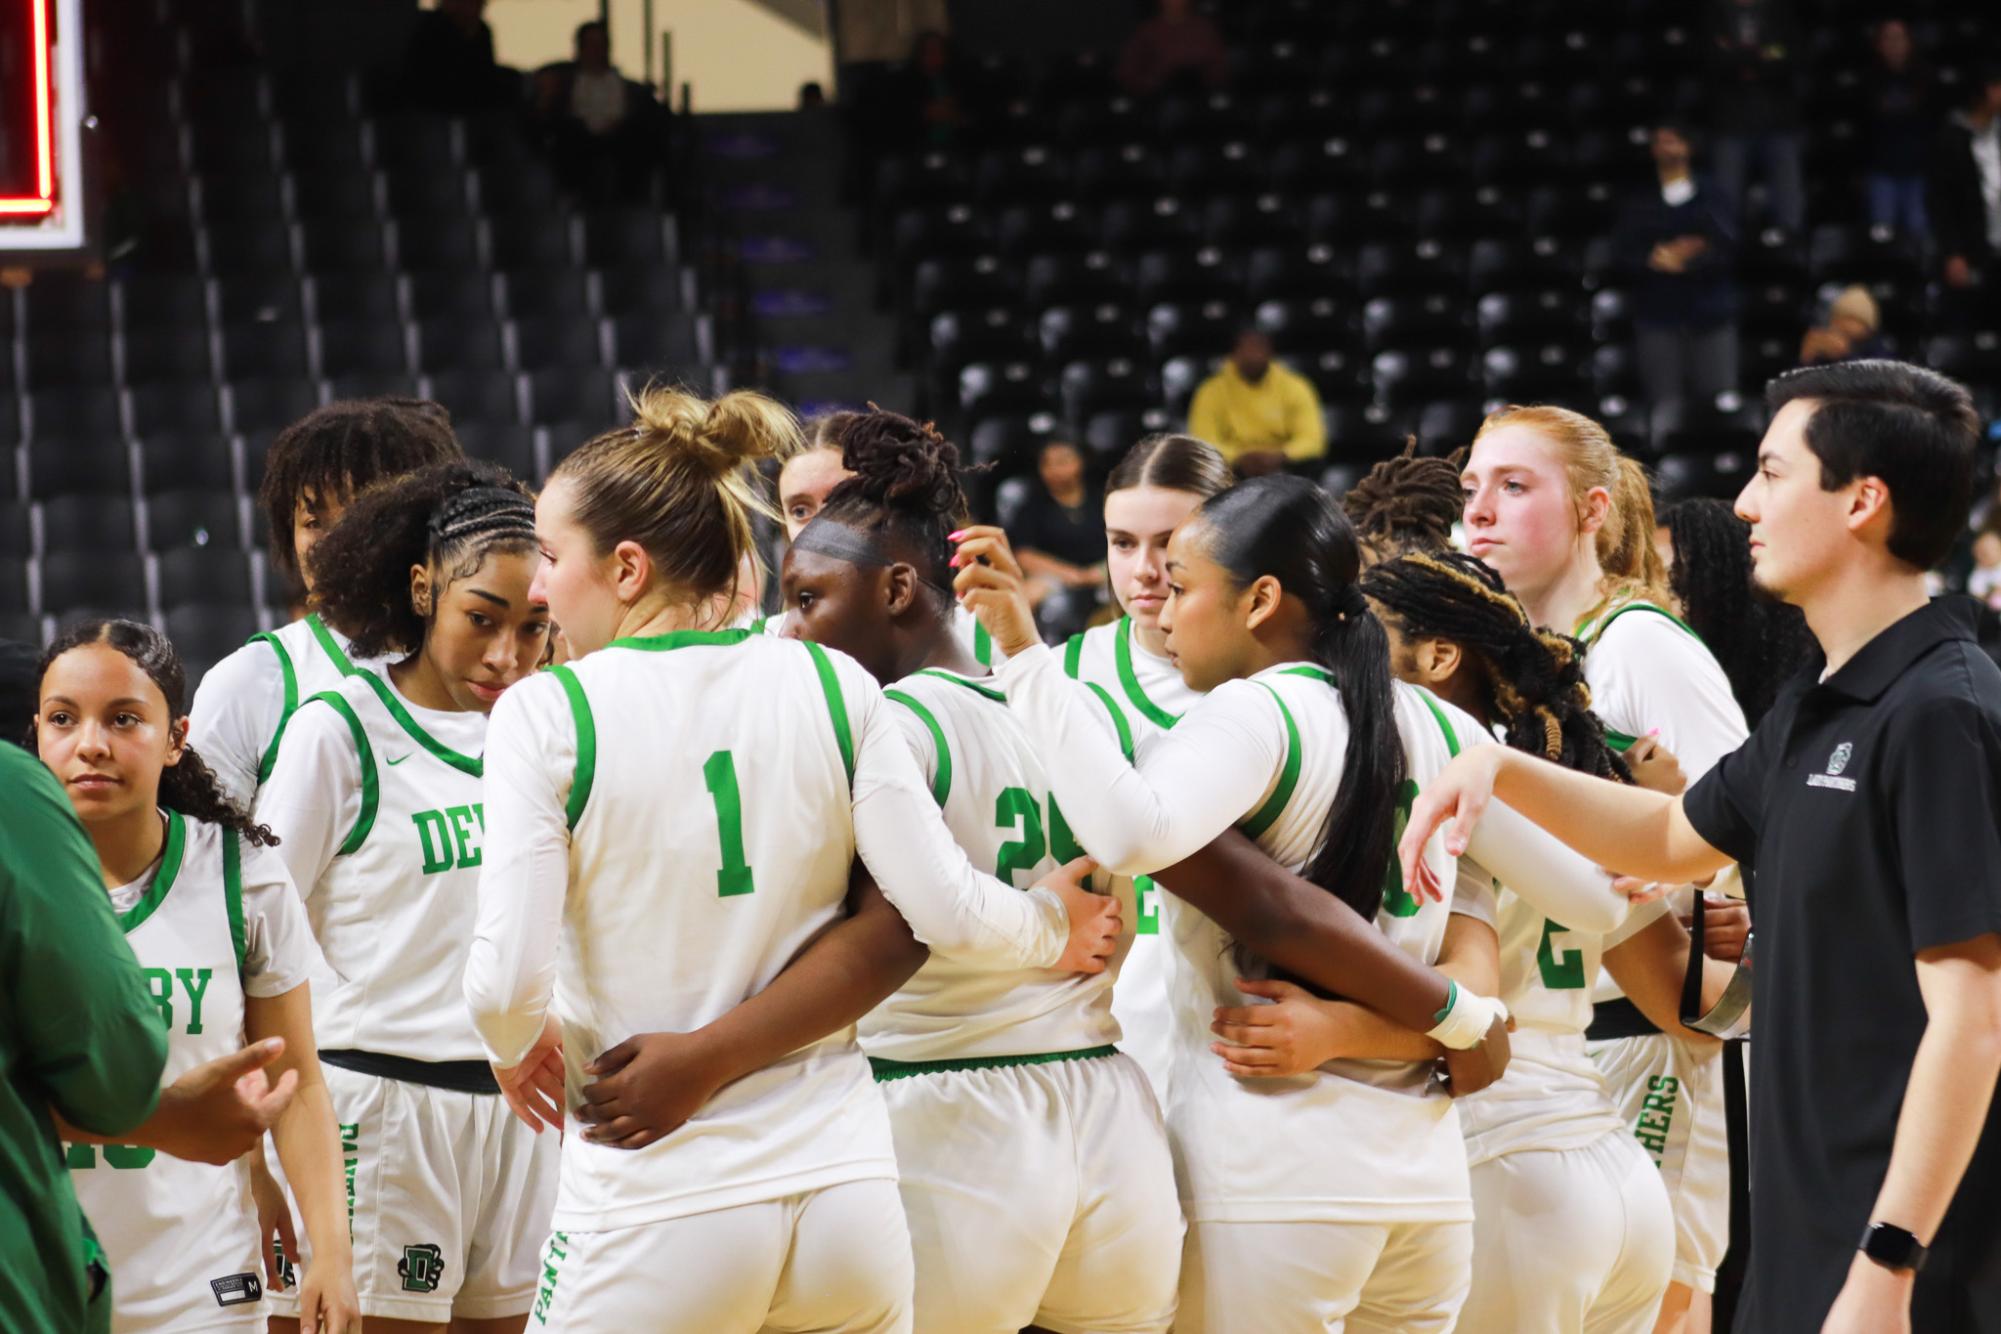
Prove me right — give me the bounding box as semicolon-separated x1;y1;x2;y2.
386;753;412;766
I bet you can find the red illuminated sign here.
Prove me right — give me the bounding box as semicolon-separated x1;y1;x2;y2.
1;0;56;216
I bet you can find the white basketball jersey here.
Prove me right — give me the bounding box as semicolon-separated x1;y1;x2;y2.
861;668;1129;1063
69;815;310;1331
1061;616;1205;1098
299;671;491;1062
190;612;376;807
519;629;899;1231
1163;672;1483;1224
756;605;1002;666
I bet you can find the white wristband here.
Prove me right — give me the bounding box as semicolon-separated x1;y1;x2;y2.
1425;982;1508;1051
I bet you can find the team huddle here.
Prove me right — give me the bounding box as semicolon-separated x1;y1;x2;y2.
36;386;1764;1334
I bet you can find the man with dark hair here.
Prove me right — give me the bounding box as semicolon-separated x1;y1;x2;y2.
1402;360;2001;1332
1186;328;1325;476
531;20;663;203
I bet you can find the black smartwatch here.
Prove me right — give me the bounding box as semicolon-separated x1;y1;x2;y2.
1859;1222;1930;1273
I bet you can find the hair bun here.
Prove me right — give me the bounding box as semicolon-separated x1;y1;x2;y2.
627;386;802;478
831;407;966;519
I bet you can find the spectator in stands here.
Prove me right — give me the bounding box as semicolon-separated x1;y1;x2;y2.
1799;285;1889;365
1116;0;1230;97
1615;122;1741;406
885;30;975;148
1862;19;1934;239
1970;528;2001;610
402;0;513;112
1009;439;1107;639
533;21;661;203
1705;0;1806;233
1930;63;2001;292
1187;329;1326;476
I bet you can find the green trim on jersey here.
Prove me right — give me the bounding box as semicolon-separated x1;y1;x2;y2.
1413;686;1463;758
355;672;483;778
1063;632;1086;679
973;619;994;666
804;641;856;785
915;668;1006;703
222;828;247;976
869;1043;1119;1082
304;612;362;677
1114;616;1182;730
117;809;188;934
313;691;380;855
606;628;754;652
749;616;768;635
884;689;952;806
549;665;596;832
1574;600;1701;647
1278;664;1336;686
1241;685;1303;841
1084;682;1135;762
250;632;299;784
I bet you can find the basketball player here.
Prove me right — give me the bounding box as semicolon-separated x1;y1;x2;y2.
36;621;356;1332
256;461;556;1332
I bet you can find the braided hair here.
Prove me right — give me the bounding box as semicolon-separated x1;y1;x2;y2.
307;459;539;660
1362;551;1632;783
32;620;279;845
814;407;970;605
1342;438;1464;559
1662;498;1815;726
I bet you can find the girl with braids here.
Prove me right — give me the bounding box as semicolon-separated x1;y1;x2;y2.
1342;440;1467;564
1659;498;1816;727
1054;432;1233;1100
35;620;358;1333
189;398;465;807
1461;405;1747;1333
255;459;558;1334
955;478;1610;1334
460;389;1119;1333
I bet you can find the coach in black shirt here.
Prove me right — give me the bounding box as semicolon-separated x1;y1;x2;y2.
1399;360;2001;1333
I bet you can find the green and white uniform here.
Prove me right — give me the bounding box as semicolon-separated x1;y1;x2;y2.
1454;763;1677;1334
865;667;1182;1333
1576;599;1748;1295
1000;645;1613;1333
256;670;557;1323
757;605;1005;668
67;811;320;1332
188;613;379;808
465;630;1075;1333
1058;615;1205;1104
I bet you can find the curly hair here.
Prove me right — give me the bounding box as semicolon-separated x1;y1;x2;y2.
306;459;538;661
1362;551;1632;783
1662;498;1816;726
814;407;971;600
32;620;279;845
258;398;466;583
1342;438;1464;558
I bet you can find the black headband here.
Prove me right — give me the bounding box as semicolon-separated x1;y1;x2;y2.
793;518;953;592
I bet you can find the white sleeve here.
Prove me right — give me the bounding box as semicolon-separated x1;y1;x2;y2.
847;663;1069;969
464;675;576;1068
1603;892;1673;949
237;839;327;999
252;700;363;903
884;695;940;795
1591;616;1749;781
994;644;1286;875
187;640;286;809
1463;798;1629;936
1449;859;1499;927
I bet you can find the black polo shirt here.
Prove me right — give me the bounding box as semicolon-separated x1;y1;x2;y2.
1685;596;2001;1333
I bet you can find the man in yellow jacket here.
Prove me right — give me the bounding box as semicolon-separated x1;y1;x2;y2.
1187;329;1326;474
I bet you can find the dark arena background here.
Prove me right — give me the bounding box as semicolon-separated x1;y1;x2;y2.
2;0;1999;681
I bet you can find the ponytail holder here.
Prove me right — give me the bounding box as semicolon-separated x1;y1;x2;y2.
1334;584;1368;621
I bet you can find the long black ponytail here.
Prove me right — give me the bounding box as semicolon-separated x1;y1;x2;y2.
32;619;279;846
1197;475;1407;922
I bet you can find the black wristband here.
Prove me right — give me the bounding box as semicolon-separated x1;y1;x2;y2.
1859;1221;1929;1273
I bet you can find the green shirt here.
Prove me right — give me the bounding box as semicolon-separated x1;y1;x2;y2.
0;746;168;1334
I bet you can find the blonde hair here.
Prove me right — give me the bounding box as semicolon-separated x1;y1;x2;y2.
552;387;800;614
1472;404;1671;619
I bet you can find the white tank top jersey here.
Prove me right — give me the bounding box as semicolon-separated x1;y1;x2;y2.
464;629;1074;1233
255;669;492;1063
1000;643;1601;1223
1059;615;1206;1100
861;666;1132;1064
68;812;320;1331
1575;599;1748;1004
188;613;382;808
